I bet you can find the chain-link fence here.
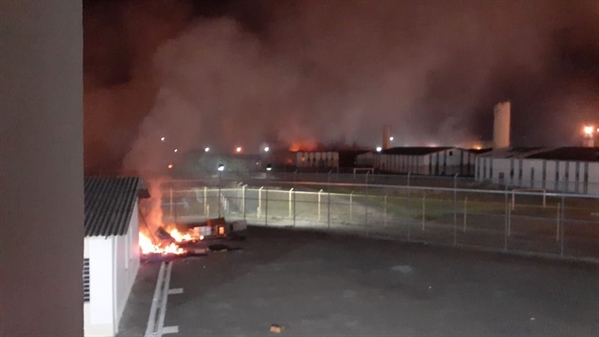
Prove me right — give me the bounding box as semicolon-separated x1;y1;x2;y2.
160;177;599;262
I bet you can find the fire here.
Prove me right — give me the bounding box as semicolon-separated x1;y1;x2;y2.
169;228;192;242
139;232;185;255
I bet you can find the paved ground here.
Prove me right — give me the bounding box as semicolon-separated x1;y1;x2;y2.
118;226;599;337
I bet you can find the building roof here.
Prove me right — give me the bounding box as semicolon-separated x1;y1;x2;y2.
84;176;148;237
480;147;599;162
527;147;599;162
381;147;453;156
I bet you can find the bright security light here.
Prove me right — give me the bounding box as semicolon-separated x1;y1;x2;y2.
236;147;242;153
173;148;178;153
376;146;382;152
583;126;594;135
389;136;394;141
167;164;173;169
204;147;210;152
264;146;270;152
160;136;165;142
266;164;272;171
217;164;225;172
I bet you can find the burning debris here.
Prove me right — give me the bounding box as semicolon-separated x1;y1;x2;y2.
139;217;247;262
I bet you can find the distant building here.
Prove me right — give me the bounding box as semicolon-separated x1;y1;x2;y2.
83;177;149;337
475;147;599;194
357;147;489;176
295;150;369;170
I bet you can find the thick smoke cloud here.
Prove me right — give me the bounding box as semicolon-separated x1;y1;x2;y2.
83;0;599;175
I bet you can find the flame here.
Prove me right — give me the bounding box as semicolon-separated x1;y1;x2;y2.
169;228;193;242
139;232;185;255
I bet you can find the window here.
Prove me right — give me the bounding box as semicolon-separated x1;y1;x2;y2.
83;258;90;302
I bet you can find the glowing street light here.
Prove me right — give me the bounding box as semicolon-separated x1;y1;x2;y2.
389;136;394;141
160;136;165;142
217;164;225;172
167;164;173;169
264;146;270;152
204;147;210;152
173;148;178;153
583;126;594;136
236;147;242;153
376;146;382;152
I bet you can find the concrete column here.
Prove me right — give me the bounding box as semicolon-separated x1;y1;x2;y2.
0;1;84;336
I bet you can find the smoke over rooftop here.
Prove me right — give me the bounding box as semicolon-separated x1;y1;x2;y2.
83;0;599;175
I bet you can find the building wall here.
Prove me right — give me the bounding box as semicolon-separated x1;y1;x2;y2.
372;148;476;176
84;237;115;337
0;2;84;336
83;202;140;337
115;202;140;326
476;157;599;195
296;152;339;168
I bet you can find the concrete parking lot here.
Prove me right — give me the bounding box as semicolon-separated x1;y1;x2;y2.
118;226;599;337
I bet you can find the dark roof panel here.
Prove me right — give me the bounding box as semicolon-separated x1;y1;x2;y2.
527;147;599;162
84;176;144;237
381;147;453;155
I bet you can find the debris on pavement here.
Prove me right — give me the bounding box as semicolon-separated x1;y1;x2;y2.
269;324;284;333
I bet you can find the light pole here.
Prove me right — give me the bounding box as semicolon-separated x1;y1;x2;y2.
217;163;224;217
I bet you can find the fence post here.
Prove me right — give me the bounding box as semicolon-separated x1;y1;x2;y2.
422;195;426;231
349;192;354;224
504;183;509;250
293;188;296;227
543;190;547;208
327;171;331;230
265;187;268;226
242;185;246;220
463;197;468;232
257;186;263;219
364;172;369;227
289;188;293;219
555;202;560;241
207;204;210;218
318;189;323;222
384;194;388;227
560;195;565;257
453;173;458;246
169;187;173;218
511;190;515;211
204;187;207;215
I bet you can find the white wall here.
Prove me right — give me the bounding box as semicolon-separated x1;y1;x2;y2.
476;157;599;195
85;237;115;337
84;202;140;337
115;202;140;326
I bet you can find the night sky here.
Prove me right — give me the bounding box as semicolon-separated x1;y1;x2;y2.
83;0;599;175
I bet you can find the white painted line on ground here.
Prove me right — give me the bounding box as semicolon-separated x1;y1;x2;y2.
162;326;179;335
156;262;174;337
144;262;166;337
168;288;183;295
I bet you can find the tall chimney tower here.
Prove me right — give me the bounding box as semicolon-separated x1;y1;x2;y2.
383;126;391;150
493;101;511;149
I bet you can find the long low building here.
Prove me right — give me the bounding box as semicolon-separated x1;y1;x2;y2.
357;147;489;176
475;147;599;194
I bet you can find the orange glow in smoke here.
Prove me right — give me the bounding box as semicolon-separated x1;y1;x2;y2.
289;139;318;152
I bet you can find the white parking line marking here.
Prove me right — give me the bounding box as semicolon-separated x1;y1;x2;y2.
162;326;179;335
168;288;183;295
156;262;174;337
144;262;166;337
